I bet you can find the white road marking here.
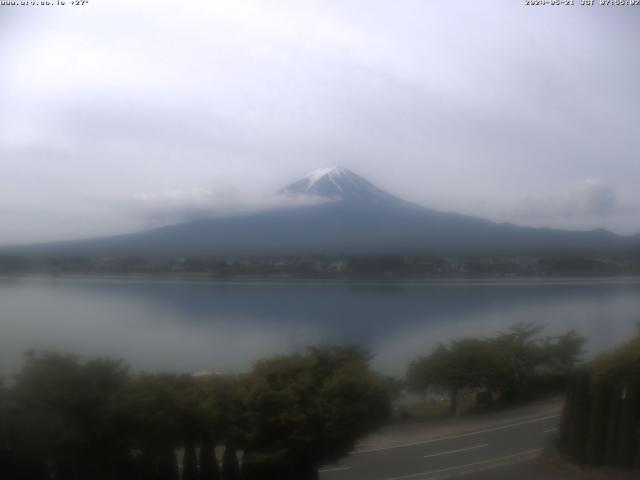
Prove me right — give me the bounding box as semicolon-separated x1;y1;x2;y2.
543;427;558;433
423;444;488;459
319;466;352;473
354;413;560;454
383;448;542;480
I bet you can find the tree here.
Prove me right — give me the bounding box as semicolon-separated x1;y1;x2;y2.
408;339;498;415
542;330;586;372
182;441;198;480
199;375;247;449
241;346;391;479
408;324;586;410
559;331;640;470
4;347;392;480
118;374;191;480
490;324;584;402
490;323;546;401
221;445;240;480
198;438;220;480
8;352;133;480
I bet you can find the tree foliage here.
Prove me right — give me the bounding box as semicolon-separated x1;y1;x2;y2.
559;329;640;470
407;323;585;412
241;346;390;478
1;346;391;480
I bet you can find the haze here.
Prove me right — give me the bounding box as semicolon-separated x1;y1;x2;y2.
1;0;639;245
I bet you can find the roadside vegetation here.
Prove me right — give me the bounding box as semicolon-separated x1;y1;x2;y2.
559;326;640;472
0;347;390;480
0;324;603;479
405;324;585;418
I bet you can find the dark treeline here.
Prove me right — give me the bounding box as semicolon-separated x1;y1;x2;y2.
406;324;586;415
1;253;640;277
559;328;640;471
0;347;391;480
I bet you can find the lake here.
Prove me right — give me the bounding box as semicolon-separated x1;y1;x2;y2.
1;275;639;377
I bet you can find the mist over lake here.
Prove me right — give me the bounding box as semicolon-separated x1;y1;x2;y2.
2;275;639;377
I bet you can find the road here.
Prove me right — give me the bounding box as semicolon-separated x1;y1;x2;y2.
319;412;563;480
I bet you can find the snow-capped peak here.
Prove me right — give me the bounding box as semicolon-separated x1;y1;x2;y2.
304;166;349;192
279;166;402;205
306;166;340;183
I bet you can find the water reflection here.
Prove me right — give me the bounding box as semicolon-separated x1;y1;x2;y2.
1;276;639;376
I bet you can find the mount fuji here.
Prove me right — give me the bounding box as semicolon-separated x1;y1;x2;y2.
279;166;405;206
12;167;635;256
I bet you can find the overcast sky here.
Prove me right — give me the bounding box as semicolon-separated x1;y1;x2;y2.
1;0;639;245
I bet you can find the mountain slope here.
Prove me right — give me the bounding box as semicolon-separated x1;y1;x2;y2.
280;166;406;206
7;167;636;257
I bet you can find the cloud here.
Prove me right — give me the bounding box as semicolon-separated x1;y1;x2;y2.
570;180;618;216
517;179;618;219
1;1;640;242
112;186;331;226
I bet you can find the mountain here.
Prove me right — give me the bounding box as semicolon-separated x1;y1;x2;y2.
7;167;637;257
279;166;404;206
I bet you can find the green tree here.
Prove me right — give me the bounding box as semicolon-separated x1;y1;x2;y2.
119;373;201;480
542;330;586;372
182;440;198;480
10;352;132;480
408;324;586;410
407;339;498;415
490;324;584;402
221;445;240;480
4;346;393;480
198;437;220;480
560;330;640;469
199;374;247;449
241;346;390;479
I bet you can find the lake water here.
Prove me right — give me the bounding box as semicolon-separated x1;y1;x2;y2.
1;275;639;377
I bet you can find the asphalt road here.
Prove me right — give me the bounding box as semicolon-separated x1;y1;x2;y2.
319;412;561;480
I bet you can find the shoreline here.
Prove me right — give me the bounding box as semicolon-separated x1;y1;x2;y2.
2;271;640;286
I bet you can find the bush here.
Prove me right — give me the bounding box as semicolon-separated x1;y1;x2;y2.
1;346;392;480
559;332;640;470
407;324;585;413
